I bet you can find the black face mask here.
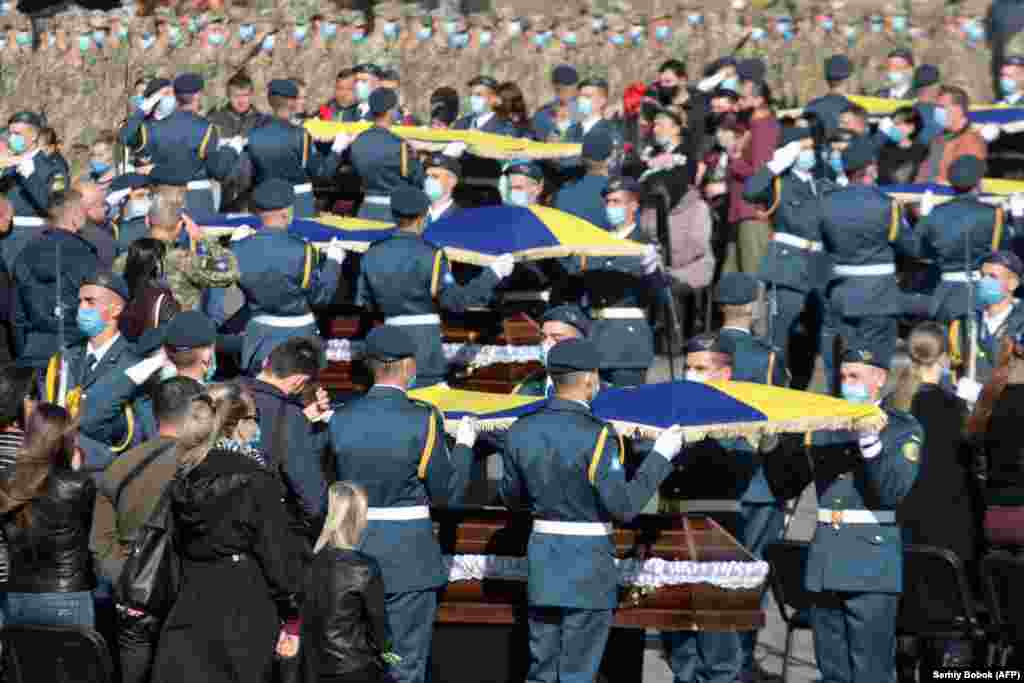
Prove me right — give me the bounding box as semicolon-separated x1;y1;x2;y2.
657;84;679;105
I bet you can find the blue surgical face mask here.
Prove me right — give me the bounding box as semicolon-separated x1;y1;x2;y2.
795;148;816;172
841;382;872;404
131;94;144;110
8;133;26;155
751;27;766;41
480;31;492;46
141;33;154;49
576;96;593;117
445;20;458;34
90;160;111;178
355;80;372;102
208;32;225;46
687;14;702;26
293;25;308;42
321;22;337;39
351;30;366;43
965;21;983;41
77;307;107;338
92;30;105;47
562;32;576;46
417;26;432;40
156;95;176;119
606;205;627;226
721;77;739;92
655;135;674;149
168;26;182;45
1002;77;1018;96
610;33;624;46
532;32;548;47
124;198;151;221
425;176;445;202
470;95;488;115
78;35;91;51
507;189;531;207
655;25;670;41
885;125;904;143
203;353;217;384
888;70;909;86
934;107;948;128
14;31;30;46
383;22;399;39
822;18;834;32
979;276;1007;306
239;24;255;42
829;150;843;174
871;20;883;33
892;16;907;33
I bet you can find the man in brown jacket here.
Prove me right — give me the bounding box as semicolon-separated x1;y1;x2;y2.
916;85;988;185
90;375;206;683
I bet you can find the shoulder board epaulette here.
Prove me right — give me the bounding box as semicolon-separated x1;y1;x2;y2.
408;397;439;413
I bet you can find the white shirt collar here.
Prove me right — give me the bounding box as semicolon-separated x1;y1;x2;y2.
984;301;1015;335
429;198;454;221
87;333;120;365
475;112;494;128
721;326;750;335
890;83;911;99
581;116;602;134
373;382;408;394
358;102;370;116
792;168;813;183
612;222;636;239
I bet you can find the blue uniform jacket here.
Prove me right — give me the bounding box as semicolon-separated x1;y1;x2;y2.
719;327;788;388
501;399;674;609
531;100;575;142
232;230;341;316
247;118;343;186
1;152;66;219
803;93;852;136
123;110;237;185
554;174;611;230
744;167;834;293
452;114;518;136
349;126;425;198
329;385;474;594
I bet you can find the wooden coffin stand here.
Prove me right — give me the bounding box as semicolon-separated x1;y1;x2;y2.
430;508;766;683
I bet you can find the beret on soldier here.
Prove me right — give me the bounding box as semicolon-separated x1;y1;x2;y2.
143;78;171;98
982;250;1024;278
369;88;398;116
268;79;299;98
841;341;892;370
364;325;416;361
841;136;876;175
252;179;294;211
542;304;591;336
83;271;130;302
601;175;641;196
825;55;852;82
551;64;579;86
391;185;431;218
546;338;601;374
164;311;217;350
173;72;204;95
913;64;941;89
948;154;985;191
581;129;613;162
505;161;544;181
714;272;759;305
684;333;734;357
426;153;461;177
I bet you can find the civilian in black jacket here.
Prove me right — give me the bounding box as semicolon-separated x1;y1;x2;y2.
300;481;393;683
876;107;929;186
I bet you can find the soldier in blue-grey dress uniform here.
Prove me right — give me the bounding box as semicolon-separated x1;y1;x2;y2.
744;126;834;388
501;338;685;683
357;185;514;388
554;129;614;230
715;273;789;387
246;79;349;218
231;179;345;373
350;89;425;223
514;304;592;398
328;325;479;683
771;339;922;683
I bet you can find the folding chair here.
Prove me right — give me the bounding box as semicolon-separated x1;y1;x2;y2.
764;540;814;683
980;550;1024;666
2;624;115;683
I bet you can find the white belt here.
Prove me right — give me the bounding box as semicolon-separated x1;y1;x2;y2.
593;307;646;320
817;508;895;525
941;270;981;283
294;183;313;195
502;290;551;303
386;313;441;326
833;263;896;277
773;232;823;252
676;500;742;513
367;505;430;521
364;195;391;205
186;179;212;191
251;313;316;328
12;216;43;227
533;520;614;536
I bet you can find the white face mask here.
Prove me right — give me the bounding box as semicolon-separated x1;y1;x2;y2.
540;340;555;364
685;369;707;383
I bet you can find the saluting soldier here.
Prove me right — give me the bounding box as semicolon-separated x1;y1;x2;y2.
771;340;922;683
502;338;684;683
328;325;479;683
246;78;350;218
357;186;514;388
349;88;425;222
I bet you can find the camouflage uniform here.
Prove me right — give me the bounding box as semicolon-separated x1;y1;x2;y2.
112;238;239;311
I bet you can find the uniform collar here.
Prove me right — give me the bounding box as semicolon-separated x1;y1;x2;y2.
721;325;751;335
370;383;408;395
581;116;603;134
86;333;121;364
429;198;454;221
548;397;591;413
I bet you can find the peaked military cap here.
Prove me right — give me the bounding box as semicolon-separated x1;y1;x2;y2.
369;88;398;116
8;111;43;128
82;271;130;302
888;48;914;65
737;58;766;83
582;129;614;162
164;311;217;350
542;304;591;336
505;161;544;181
841;342;892;370
825;55;852;82
982;250;1024;278
547;338;601;374
684;333;734;356
913;64;940;89
426;153;461;177
841;135;876;175
268;79;299;98
173;72;204;95
714;272;759;305
365;325;416;361
468;75;499;90
252;179;295;211
391;185;430;218
551;64;579;86
602;175;641;196
948;154;985;191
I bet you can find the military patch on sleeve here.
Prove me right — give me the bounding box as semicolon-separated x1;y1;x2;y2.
51;174;66;192
610;453;622;471
902;440;921;464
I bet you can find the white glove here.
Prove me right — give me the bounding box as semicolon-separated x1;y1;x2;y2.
653;425;685;461
956;377;983;404
16;157;34;178
331;132;353;154
858;431;882;459
230;226;256;242
919;189;935;217
877;117;896;136
106;188;132;208
324;238;347;265
697;70;727;93
141;92;162;114
981;123;1002;143
443;141;467;157
455;415;478;448
1009;193;1024;219
766;141;803;175
489;253;515;279
125;352;167;385
641;244;660;274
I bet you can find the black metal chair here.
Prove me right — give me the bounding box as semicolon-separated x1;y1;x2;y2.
2;624;114;683
897;545;995;671
764;540;814;683
980;550;1024;666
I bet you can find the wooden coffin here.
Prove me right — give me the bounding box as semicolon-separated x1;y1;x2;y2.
432;507;766;632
